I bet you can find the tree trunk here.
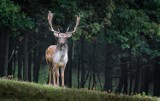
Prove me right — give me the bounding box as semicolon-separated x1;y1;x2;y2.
97;72;102;90
88;70;92;89
0;27;5;77
4;29;9;77
92;38;97;89
88;55;93;89
23;33;29;81
129;58;133;95
4;28;9;77
116;57;128;94
133;59;141;94
33;48;37;82
8;47;13;76
104;43;113;91
77;54;80;88
8;37;15;76
33;46;42;82
17;50;23;80
13;46;17;78
123;60;128;94
80;36;85;88
153;57;160;96
17;39;23;80
28;52;32;82
140;65;149;94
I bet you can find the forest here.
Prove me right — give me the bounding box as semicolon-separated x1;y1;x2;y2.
0;0;160;97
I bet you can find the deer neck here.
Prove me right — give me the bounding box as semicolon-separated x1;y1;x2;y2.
56;43;68;52
55;43;68;61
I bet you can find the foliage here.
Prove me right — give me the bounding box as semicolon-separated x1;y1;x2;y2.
0;79;158;101
0;0;34;36
51;0;160;58
103;0;160;58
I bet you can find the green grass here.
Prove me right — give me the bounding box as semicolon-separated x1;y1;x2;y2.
0;79;158;101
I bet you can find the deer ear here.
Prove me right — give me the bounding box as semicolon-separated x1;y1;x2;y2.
54;32;59;37
66;34;72;38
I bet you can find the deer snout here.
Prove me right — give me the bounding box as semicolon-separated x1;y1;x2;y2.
58;38;66;45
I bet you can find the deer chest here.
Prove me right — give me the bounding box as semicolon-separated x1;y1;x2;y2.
53;51;68;65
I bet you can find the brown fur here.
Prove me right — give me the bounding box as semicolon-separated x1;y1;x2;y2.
45;45;56;71
45;45;66;86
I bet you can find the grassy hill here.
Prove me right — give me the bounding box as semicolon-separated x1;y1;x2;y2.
0;79;158;101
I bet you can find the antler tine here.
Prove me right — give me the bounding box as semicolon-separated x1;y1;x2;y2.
48;11;59;33
66;27;70;32
66;15;80;34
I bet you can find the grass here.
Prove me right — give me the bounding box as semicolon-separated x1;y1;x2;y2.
0;79;106;101
0;79;158;101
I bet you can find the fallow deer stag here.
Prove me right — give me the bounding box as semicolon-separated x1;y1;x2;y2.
45;11;80;87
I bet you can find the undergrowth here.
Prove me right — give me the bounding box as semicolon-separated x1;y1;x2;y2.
0;79;158;101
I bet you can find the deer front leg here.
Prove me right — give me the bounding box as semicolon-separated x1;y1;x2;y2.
56;69;59;86
53;63;59;86
61;66;66;87
48;63;52;85
52;68;57;86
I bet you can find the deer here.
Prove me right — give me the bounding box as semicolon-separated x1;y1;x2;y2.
45;11;80;87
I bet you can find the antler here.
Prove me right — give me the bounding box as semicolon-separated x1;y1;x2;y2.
66;15;80;35
48;11;59;34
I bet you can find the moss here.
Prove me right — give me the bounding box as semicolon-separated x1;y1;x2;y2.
0;79;158;101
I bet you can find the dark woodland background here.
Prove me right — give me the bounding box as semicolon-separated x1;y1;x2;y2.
0;0;160;96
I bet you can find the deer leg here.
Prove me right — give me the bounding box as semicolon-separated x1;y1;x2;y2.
53;63;59;86
56;69;59;86
48;63;52;85
49;70;52;85
52;68;57;86
61;66;66;87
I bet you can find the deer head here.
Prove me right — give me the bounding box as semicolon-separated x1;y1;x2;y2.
48;11;80;45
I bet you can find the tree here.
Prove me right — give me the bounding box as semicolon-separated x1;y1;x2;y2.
0;0;34;77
